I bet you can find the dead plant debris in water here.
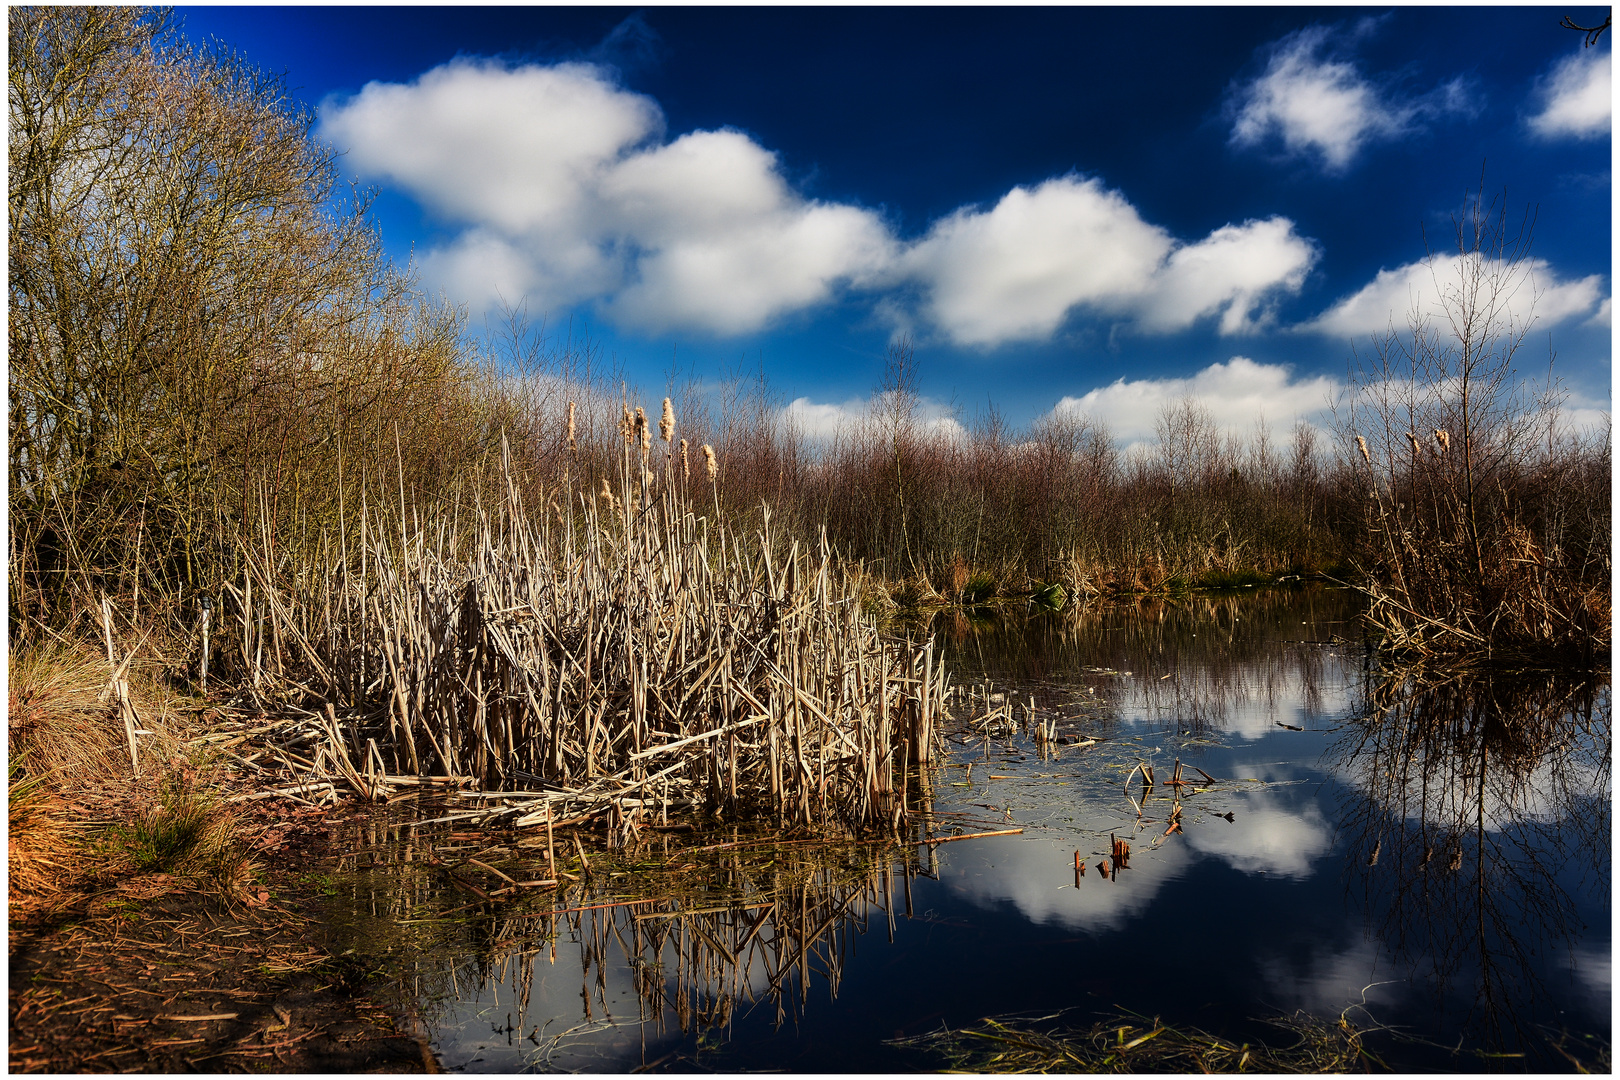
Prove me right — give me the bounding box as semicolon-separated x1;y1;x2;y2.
889;1009;1379;1073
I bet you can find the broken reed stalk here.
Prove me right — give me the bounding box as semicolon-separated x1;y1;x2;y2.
227;428;946;833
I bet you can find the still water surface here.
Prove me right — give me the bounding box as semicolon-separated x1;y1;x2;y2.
326;587;1610;1072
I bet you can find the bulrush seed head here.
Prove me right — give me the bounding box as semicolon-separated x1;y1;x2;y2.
1355;435;1370;465
660;397;675;444
1406;431;1423;456
600;477;615;507
702;444;718;482
680;438;690;480
620;403;633;441
636;407;651;455
566;400;577;453
1434;428;1451;453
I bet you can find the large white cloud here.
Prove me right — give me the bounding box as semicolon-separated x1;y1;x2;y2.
899;177;1172;346
1528;47;1612;139
321;61;1316;345
899;178;1318;346
1051;357;1339;444
1230;25;1471;171
321;60;894;336
1137;217;1318;335
1302;253;1607;339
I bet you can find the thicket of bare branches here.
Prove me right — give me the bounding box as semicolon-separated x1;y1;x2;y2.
1338;191;1610;665
651;342;1355;604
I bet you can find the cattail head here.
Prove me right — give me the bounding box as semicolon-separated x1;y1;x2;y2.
599;476;615;509
702;443;718;482
1355;435;1370;465
1434;428;1451;453
660;397;675;444
1406;431;1422;456
635;407;650;456
620;403;633;441
566;400;577;453
680;438;690;480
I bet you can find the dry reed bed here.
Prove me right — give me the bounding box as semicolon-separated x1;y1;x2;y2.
229;425;947;835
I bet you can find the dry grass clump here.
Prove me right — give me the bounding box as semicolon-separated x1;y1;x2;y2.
8;763;76;898
1359;515;1610;667
890;1010;1377;1073
8;641;124;900
7;640;127;782
7;641;122;906
7;637;258;906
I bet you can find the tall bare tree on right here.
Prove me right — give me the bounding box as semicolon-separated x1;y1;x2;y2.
1339;188;1610;667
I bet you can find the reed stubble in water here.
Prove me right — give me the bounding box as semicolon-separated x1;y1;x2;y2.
229;415;947;835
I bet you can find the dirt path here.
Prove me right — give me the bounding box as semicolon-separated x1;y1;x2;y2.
9;802;434;1073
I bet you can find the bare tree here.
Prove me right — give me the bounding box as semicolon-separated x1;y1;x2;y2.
9;7;486;627
1337;186;1608;663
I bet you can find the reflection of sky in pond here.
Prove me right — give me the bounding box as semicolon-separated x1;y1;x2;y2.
1183;782;1331;877
355;588;1607;1073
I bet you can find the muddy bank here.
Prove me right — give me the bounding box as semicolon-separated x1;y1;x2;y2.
8;800;433;1074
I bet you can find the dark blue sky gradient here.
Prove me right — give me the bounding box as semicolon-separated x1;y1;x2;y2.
178;6;1612;425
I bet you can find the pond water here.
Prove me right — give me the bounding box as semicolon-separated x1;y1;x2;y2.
323;586;1611;1072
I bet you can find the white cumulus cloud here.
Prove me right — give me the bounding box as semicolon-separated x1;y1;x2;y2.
1051;357;1339;444
1302;254;1607;339
1138;217;1318;335
1230;25;1472;171
1528;47;1612;139
899;177;1317;346
899;177;1172;346
320;60;893;336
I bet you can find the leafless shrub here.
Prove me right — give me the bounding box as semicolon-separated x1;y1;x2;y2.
1338;188;1610;665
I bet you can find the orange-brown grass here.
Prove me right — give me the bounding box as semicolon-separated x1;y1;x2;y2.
8;640;139;778
8;641;124;901
8;638;258;909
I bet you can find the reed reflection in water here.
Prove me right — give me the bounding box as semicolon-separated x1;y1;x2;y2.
1331;668;1612;1055
324;813;932;1072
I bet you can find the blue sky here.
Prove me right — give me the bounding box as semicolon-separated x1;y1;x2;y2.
180;6;1612;442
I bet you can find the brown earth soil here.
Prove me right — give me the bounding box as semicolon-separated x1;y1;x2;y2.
8;798;434;1073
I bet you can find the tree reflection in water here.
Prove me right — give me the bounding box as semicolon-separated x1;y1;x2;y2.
1332;668;1611;1055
